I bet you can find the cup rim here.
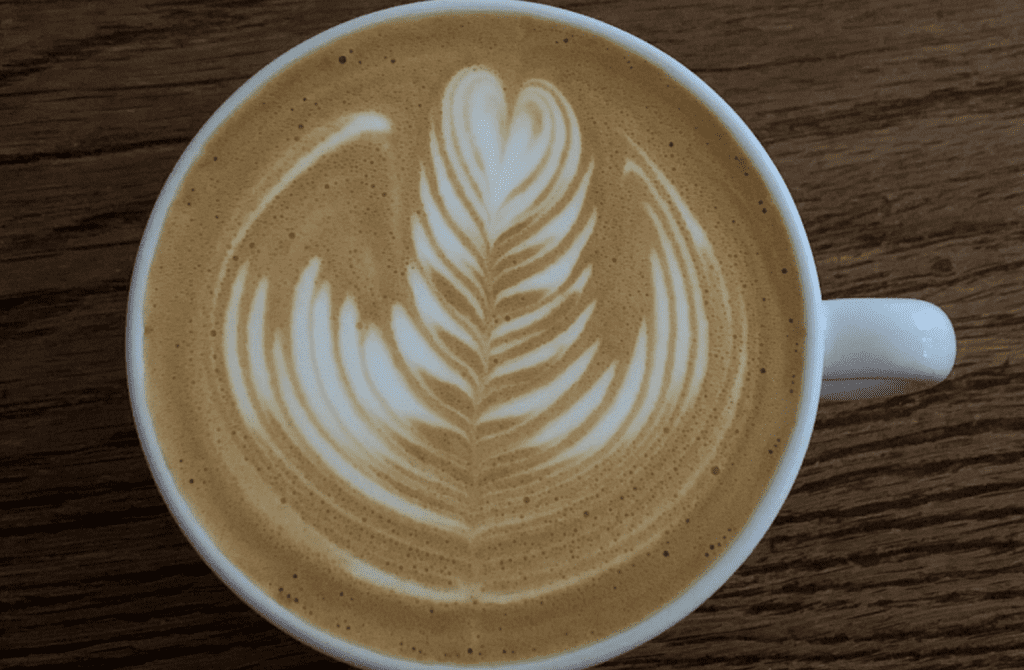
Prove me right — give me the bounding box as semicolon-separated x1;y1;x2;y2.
126;1;824;668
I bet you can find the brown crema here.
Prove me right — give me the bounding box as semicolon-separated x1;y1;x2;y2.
142;11;806;666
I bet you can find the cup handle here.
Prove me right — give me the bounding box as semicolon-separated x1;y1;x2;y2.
820;298;956;402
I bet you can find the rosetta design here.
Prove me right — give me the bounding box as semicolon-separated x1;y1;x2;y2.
221;67;743;602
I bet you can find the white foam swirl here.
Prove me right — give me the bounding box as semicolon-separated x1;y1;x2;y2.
220;67;744;603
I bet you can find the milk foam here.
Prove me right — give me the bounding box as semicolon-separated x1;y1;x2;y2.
220;67;744;602
144;14;807;661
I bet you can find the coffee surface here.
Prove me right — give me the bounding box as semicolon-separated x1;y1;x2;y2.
143;10;805;664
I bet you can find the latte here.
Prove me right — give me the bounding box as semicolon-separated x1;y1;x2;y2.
141;9;805;665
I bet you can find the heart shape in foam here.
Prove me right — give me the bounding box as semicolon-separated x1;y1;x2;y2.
445;69;570;243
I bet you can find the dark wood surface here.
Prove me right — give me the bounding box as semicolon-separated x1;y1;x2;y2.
3;0;1022;667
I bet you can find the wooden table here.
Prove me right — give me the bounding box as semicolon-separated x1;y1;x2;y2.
3;0;1022;667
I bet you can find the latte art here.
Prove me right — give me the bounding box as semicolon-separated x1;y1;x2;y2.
221;66;744;601
143;13;805;664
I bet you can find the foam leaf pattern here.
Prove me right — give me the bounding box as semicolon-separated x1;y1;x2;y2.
222;67;735;599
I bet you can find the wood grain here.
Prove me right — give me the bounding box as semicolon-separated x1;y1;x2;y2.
2;0;1022;668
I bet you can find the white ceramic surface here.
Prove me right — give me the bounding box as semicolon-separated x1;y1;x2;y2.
126;1;957;668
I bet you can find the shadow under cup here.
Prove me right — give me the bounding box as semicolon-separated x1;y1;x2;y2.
127;2;824;668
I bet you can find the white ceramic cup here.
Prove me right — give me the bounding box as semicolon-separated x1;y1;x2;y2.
126;1;957;668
